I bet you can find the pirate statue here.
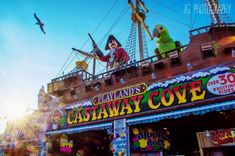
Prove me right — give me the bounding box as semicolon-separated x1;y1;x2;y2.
94;35;130;70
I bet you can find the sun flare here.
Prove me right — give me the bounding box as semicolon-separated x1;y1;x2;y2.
2;95;31;120
5;106;28;120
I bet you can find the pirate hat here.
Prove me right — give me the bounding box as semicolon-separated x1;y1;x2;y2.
105;35;122;50
51;108;64;122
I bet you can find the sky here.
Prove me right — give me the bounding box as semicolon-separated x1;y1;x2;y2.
0;0;234;133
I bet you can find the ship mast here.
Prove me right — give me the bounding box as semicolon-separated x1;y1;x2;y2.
136;1;144;60
206;0;222;25
128;0;152;61
92;57;96;78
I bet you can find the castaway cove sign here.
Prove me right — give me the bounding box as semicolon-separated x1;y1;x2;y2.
48;66;235;130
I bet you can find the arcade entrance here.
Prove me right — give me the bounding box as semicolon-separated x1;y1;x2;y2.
48;130;112;156
129;109;235;156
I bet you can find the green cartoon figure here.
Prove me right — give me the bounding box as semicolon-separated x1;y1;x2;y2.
152;24;181;59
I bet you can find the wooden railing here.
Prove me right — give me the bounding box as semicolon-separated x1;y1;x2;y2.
51;45;188;83
189;23;235;37
51;69;93;82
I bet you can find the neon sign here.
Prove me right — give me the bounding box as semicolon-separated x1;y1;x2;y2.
48;66;235;131
65;80;205;125
209;128;235;145
131;128;170;151
59;134;73;153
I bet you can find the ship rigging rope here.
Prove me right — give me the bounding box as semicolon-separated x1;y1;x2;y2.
156;0;191;19
150;9;191;28
77;0;121;58
97;61;107;74
56;0;120;77
190;0;204;30
191;6;199;29
89;5;130;73
190;0;193;29
150;11;188;37
90;5;130;73
56;51;74;77
152;0;204;30
98;5;129;46
62;5;129;76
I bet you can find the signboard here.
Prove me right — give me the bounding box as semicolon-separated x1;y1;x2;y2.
111;119;128;156
206;72;235;95
93;83;147;105
59;134;73;153
131;127;170;151
209;128;235;145
47;66;235;131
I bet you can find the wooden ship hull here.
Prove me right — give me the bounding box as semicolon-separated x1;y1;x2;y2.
48;25;235;104
45;1;235;155
45;24;235;156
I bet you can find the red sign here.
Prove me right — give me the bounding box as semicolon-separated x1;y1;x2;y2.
210;128;235;145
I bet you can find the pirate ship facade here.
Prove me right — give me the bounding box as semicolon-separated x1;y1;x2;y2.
45;1;235;156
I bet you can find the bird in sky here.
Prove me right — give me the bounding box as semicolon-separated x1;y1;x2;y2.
33;13;46;34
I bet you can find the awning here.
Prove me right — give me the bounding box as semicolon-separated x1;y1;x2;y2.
45;122;112;135
127;100;235;125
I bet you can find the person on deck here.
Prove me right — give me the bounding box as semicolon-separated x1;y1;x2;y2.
94;35;130;71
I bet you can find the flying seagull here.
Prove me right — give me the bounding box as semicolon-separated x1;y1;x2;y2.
33;13;46;34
